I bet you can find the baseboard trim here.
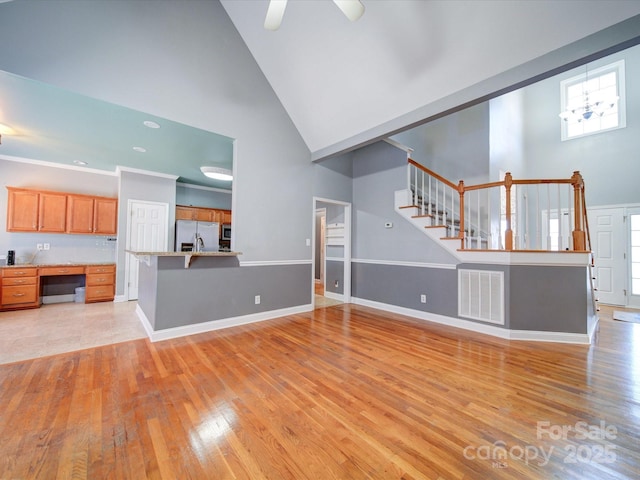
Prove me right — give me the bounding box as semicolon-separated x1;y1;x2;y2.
352;297;591;344
135;304;314;342
114;294;128;303
324;291;344;302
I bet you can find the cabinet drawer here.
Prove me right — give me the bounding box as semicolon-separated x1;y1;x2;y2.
2;285;38;305
85;265;115;275
86;273;115;286
2;267;38;278
39;266;85;276
85;285;114;302
2;276;37;286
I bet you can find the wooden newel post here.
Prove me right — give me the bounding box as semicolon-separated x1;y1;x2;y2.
571;170;586;251
457;180;465;248
504;172;513;251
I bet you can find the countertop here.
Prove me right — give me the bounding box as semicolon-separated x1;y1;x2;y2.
126;250;240;257
126;250;241;268
2;261;115;269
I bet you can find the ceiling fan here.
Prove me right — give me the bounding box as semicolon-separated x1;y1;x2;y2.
264;0;365;31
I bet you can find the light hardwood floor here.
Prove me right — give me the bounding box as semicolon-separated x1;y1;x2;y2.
0;303;638;479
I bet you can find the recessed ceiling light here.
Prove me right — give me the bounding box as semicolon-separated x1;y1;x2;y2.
143;120;160;129
200;166;233;181
73;160;88;166
133;146;147;153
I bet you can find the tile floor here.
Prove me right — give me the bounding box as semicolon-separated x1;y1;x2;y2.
0;301;146;365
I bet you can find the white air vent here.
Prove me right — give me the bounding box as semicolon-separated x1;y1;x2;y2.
458;269;504;325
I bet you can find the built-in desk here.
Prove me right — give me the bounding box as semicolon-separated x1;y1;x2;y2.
0;263;116;311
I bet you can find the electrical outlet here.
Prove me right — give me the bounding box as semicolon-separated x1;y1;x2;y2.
420;294;427;303
37;243;43;250
255;295;261;305
43;243;50;250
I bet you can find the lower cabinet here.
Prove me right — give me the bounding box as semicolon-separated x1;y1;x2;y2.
85;265;116;303
0;267;39;310
0;264;115;311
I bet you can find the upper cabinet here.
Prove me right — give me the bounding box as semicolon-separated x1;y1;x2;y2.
7;188;67;233
67;194;118;235
176;205;230;224
6;187;117;235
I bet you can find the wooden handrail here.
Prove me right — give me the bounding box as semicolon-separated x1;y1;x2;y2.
408;159;458;190
408;159;591;253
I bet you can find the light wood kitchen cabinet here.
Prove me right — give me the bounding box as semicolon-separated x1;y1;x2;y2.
176;206;231;237
85;264;115;303
6;188;67;233
176;206;196;221
1;267;39;310
67;194;118;234
7;187;117;235
220;210;232;224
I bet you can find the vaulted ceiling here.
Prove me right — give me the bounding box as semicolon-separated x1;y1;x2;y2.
1;0;640;185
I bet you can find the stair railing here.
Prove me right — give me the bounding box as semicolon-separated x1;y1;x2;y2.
408;159;460;239
408;159;591;253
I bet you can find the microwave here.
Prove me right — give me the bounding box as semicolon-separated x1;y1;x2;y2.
221;224;232;240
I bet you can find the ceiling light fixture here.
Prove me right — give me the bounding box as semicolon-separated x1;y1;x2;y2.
133;146;147;153
264;0;364;30
200;166;233;181
143;120;160;129
559;64;619;123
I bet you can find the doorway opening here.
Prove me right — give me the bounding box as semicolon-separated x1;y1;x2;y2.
312;197;351;309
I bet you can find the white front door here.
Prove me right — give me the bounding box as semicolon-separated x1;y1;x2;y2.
126;200;168;300
628;208;640;308
589;207;626;306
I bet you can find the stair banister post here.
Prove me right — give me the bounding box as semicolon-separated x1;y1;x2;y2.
457;180;465;249
571;170;586;251
504;172;513;251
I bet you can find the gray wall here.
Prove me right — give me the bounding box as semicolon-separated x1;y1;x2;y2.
0;159;118;265
176;184;232;210
391;103;491;185
521;44;640;207
0;0;312;267
117;170;177;296
352;141;458;265
141;256;311;331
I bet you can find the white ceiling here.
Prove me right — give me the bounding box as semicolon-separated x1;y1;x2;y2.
0;0;639;184
221;0;640;153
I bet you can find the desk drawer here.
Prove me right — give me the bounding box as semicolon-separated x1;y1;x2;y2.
85;265;115;275
39;266;85;276
86;273;115;286
2;276;37;286
85;285;114;302
2;267;37;278
2;285;38;305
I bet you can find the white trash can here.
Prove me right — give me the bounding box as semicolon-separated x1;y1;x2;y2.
74;287;86;303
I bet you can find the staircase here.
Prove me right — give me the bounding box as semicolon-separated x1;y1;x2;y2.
396;158;599;313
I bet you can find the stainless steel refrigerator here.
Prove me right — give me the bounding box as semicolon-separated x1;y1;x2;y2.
175;220;219;252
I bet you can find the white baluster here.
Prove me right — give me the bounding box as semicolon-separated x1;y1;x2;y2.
557;183;562;251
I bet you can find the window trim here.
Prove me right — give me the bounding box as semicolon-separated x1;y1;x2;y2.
560;60;626;141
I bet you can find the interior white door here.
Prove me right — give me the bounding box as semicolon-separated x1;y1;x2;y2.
588;207;626;306
628;207;640;308
126;200;168;300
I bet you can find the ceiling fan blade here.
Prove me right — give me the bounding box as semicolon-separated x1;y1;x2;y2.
264;0;288;31
332;0;365;22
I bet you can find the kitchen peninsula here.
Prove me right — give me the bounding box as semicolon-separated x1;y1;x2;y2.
128;250;312;342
